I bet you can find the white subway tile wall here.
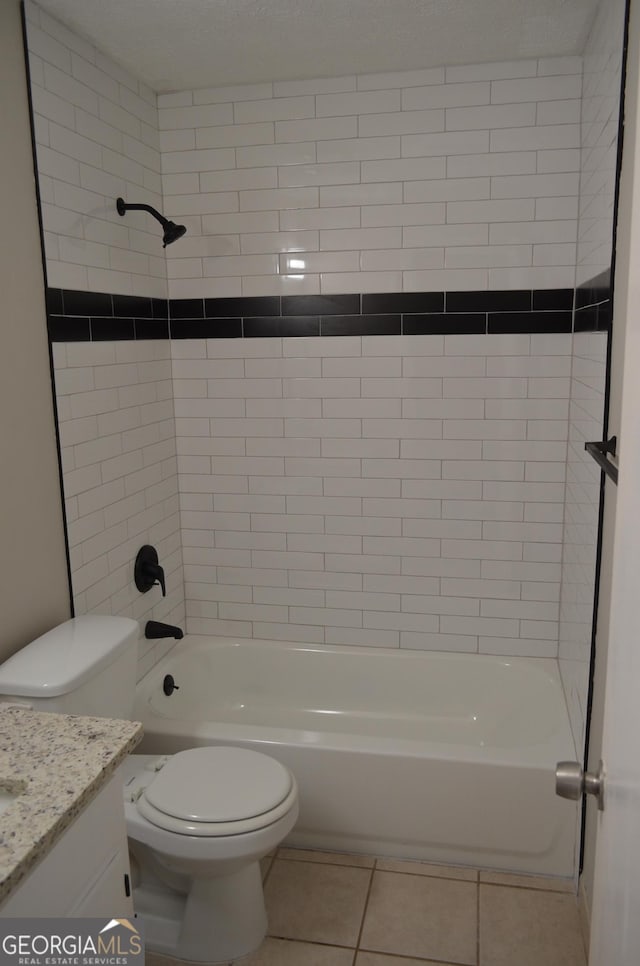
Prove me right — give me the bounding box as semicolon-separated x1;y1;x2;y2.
158;58;581;298
556;0;624;751
559;331;607;751
26;0;167;298
28;3;582;299
576;0;626;287
29;4;614;683
174;333;570;655
52;340;185;678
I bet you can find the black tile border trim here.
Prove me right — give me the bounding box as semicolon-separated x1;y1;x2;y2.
46;284;610;342
574;268;612;333
575;268;611;310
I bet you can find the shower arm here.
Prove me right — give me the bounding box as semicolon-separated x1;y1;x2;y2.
116;196;186;247
116;197;171;230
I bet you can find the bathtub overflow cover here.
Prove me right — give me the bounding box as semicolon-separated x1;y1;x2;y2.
163;674;180;696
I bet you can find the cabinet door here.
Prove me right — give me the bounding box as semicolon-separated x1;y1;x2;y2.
1;769;131;917
70;850;133;918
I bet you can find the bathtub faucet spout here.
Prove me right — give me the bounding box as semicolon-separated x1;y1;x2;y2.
145;620;184;640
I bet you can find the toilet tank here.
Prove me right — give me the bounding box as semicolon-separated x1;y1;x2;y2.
0;616;139;719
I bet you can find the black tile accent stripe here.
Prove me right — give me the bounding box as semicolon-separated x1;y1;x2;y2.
170;318;242;339
151;298;169;320
135;319;170;340
47;314;90;341
533;289;574;311
404;313;485;335
573;307;599;332
169;298;205;319
363;292;444;314
574;304;611;332
446;290;532;313
62;290;113;316
244;316;320;338
47;286;598;341
598;301;612;330
91;317;135;340
574;270;612;332
575;268;611;309
322;314;400;336
488;311;573;334
283;294;360;316
205;296;280;318
113;294;154;318
46;288;63;315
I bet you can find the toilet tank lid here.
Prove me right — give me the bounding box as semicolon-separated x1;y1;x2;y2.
0;616;139;697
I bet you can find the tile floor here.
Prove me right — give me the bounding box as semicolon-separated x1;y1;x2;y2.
146;847;587;966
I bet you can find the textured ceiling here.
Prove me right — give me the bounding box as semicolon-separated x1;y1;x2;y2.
34;0;599;93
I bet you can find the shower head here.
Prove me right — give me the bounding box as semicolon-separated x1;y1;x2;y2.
162;220;187;247
116;197;187;248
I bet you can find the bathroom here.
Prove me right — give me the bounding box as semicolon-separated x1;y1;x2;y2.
1;0;638;961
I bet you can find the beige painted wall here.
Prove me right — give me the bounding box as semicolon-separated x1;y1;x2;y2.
0;0;70;658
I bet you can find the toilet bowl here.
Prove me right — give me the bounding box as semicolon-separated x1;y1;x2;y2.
122;746;298;963
0;616;299;965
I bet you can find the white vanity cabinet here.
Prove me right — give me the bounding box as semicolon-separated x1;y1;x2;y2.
0;768;132;917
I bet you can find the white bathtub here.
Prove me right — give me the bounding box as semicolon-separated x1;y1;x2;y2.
134;637;579;877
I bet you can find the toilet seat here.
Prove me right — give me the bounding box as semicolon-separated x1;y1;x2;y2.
135;747;296;837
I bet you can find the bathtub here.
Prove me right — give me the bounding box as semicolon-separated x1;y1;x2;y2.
134;637;579;878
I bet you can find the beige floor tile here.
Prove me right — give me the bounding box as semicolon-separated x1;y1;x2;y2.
279;846;375;868
479;884;587;966
376;857;478;882
235;937;354;965
264;858;371;946
479;870;574;893
360;870;477;964
356;953;458;965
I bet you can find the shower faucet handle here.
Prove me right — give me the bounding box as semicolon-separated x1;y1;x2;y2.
148;563;166;597
134;545;166;597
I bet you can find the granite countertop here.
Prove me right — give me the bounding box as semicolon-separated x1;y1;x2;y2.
0;706;143;901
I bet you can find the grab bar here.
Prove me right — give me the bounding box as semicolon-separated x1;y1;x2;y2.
585;437;618;485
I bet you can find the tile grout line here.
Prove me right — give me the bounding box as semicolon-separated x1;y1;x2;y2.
352;856;378;960
261;851;277;885
480;879;574;895
276;848;575;892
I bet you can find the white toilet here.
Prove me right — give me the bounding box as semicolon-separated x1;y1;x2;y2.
0;615;298;963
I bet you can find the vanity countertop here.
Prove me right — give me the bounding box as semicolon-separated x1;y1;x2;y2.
0;705;143;901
